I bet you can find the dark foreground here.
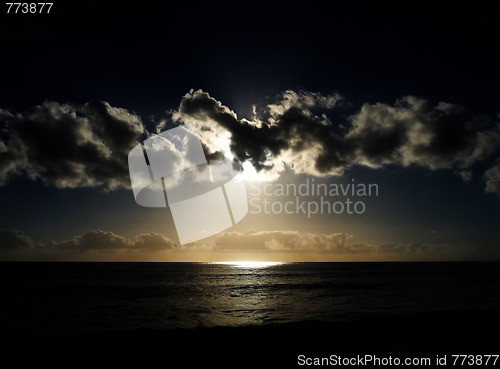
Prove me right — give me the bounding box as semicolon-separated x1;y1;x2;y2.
5;308;499;368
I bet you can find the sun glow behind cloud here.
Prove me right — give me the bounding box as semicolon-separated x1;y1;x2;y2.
240;161;281;182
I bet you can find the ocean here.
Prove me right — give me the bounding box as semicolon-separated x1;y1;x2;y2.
1;261;499;336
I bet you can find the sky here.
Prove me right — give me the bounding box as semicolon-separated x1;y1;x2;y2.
0;1;499;261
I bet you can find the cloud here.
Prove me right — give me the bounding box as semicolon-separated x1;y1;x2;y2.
347;97;499;170
0;228;445;255
375;242;448;255
212;230;451;255
133;233;178;251
485;161;500;195
0;101;146;190
1;91;499;193
0;229;485;259
171;90;500;192
0;229;33;249
41;230;178;252
46;230;131;250
0;114;27;186
172;89;346;179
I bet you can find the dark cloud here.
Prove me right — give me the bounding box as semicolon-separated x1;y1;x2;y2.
214;231;365;254
376;243;448;255
212;230;461;256
0;101;146;190
347;97;497;170
0;229;484;258
48;230;131;250
172;90;500;191
0;118;27;185
133;233;177;251
175;90;285;172
173;90;345;176
1;91;499;193
0;230;33;249
485;162;500;195
41;230;178;252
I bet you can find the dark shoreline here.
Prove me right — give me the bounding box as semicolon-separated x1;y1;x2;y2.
6;308;499;368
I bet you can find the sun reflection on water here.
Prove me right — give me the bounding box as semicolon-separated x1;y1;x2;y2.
214;261;285;269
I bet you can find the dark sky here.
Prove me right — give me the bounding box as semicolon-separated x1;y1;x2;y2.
0;1;499;261
3;2;500;112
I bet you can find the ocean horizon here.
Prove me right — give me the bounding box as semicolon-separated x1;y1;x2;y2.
2;261;499;336
2;261;500;367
